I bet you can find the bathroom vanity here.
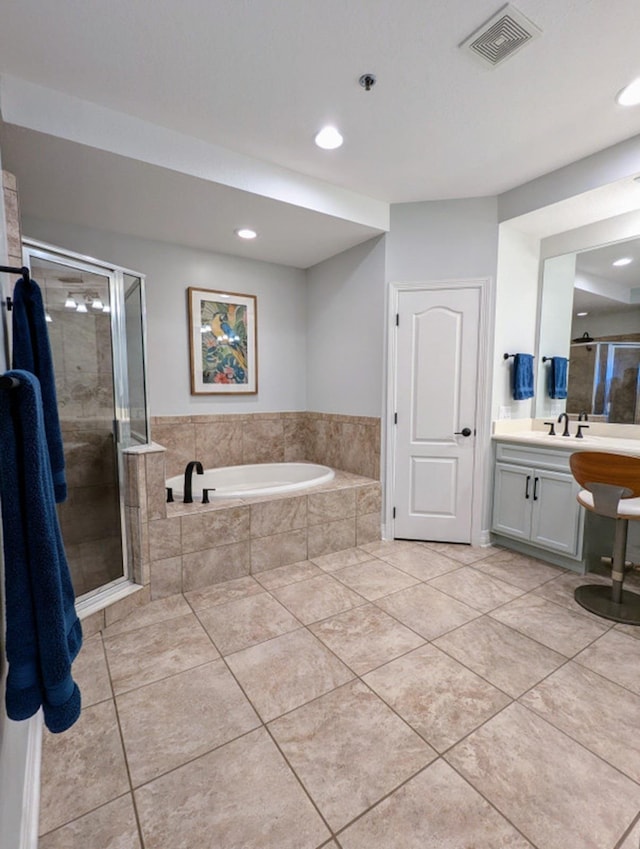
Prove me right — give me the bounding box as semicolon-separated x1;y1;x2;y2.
491;422;640;572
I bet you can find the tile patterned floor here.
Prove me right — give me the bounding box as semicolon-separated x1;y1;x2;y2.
38;542;640;849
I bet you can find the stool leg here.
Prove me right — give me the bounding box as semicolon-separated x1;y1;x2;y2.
611;518;628;604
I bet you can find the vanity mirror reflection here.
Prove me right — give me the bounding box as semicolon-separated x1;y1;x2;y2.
536;236;640;423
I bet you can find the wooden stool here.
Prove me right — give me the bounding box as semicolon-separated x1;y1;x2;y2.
570;451;640;625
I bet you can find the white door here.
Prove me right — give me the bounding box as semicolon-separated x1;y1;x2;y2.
393;285;480;542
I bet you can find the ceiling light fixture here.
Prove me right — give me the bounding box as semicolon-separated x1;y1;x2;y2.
616;77;640;106
64;294;76;309
314;126;343;150
613;257;633;266
76;302;88;313
45;312;52;323
102;304;111;314
576;311;588;317
91;297;104;310
235;228;258;240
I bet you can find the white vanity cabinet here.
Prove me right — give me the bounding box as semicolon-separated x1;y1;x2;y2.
492;441;584;564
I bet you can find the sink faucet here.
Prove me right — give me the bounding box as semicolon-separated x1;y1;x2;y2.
578;411;589;421
183;460;204;503
557;412;571;437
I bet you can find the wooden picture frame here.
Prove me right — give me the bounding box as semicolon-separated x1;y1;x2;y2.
188;287;257;394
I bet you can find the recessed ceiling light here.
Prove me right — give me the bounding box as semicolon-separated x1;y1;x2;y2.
314;126;343;150
235;228;258;240
613;257;633;266
616;77;640;106
576;311;588;317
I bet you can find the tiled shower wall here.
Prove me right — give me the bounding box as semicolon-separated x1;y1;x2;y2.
2;170;22;269
151;411;381;480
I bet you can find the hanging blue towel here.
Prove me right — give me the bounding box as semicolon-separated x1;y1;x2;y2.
0;370;82;733
12;276;67;502
512;353;534;400
548;356;568;399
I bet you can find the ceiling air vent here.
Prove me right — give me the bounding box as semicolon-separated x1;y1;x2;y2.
460;4;541;68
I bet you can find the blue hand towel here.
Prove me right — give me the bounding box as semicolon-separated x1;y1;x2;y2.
512;353;534;400
0;370;82;733
548;356;568;400
12;276;67;502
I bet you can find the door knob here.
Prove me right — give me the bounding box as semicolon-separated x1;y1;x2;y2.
454;427;472;437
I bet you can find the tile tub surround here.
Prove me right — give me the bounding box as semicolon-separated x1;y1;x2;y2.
150;411;381;480
124;443;382;599
39;541;640;849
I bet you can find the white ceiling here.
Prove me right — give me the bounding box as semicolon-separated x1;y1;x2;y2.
2;1;640;265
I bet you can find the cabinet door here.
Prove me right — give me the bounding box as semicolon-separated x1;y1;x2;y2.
493;463;533;540
530;469;581;555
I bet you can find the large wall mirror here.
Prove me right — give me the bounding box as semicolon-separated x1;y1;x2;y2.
537;236;640;423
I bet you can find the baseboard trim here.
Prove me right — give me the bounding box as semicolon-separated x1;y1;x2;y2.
21;712;42;849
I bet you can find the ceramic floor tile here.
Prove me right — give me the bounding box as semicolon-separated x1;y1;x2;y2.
269;680;436;831
226;628;354;721
574;629;640;693
184;575;263;611
615;622;640;641
254;559;324;589
271;573;365;624
39;794;141;849
309;603;425;675
339;758;534;849
117;659;260;786
72;634;112;707
421;541;498;565
532;569;613;621
434;616;566;698
333;559;420;600
102;593;192;636
135;727;330;849
197;591;301;654
475;549;564;590
428;566;524;613
104;613;219;694
376;583;480;640
620;818;640;848
311;547;377;572
358;539;417;559
364;643;510;752
446;702;640;849
39;700;129;835
490;593;609;657
374;545;462;581
520;661;640;783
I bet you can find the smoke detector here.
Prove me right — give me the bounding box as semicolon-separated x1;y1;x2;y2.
460;4;541;68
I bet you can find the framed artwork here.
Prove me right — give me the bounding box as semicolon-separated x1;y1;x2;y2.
188;287;258;394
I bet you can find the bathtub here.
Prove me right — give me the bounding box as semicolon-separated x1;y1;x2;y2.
167;462;335;500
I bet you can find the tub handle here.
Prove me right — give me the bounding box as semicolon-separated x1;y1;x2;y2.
202;488;216;504
166;487;174;503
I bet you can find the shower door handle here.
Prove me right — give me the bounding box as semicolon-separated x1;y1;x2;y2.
112;419;122;444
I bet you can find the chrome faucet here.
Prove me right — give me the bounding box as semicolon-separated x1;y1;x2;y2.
557;412;571;437
183;461;203;503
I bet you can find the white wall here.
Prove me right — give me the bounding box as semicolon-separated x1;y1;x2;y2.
306;236;385;417
22;217;307;416
386;198;499;282
535;253;576;420
491;226;541;420
573;306;640;339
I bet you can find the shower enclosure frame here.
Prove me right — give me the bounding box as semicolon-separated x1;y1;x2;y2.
21;238;150;610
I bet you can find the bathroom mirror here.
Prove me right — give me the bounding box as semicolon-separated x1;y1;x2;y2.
536;236;640;423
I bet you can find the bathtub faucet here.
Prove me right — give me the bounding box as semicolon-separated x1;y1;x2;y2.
183;461;204;503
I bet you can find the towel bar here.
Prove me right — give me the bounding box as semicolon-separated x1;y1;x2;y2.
0;375;21;390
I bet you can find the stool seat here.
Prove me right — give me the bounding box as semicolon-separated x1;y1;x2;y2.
577;489;640;518
570;451;640;626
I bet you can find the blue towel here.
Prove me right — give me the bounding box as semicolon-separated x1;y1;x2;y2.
548;356;568;399
512;353;534;400
12;276;67;502
0;370;82;733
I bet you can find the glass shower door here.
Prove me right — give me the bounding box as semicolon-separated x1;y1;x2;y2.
22;241;148;600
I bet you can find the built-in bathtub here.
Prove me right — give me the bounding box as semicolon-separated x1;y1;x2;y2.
166;462;335;500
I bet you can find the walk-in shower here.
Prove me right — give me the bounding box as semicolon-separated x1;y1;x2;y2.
21;239;149;601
